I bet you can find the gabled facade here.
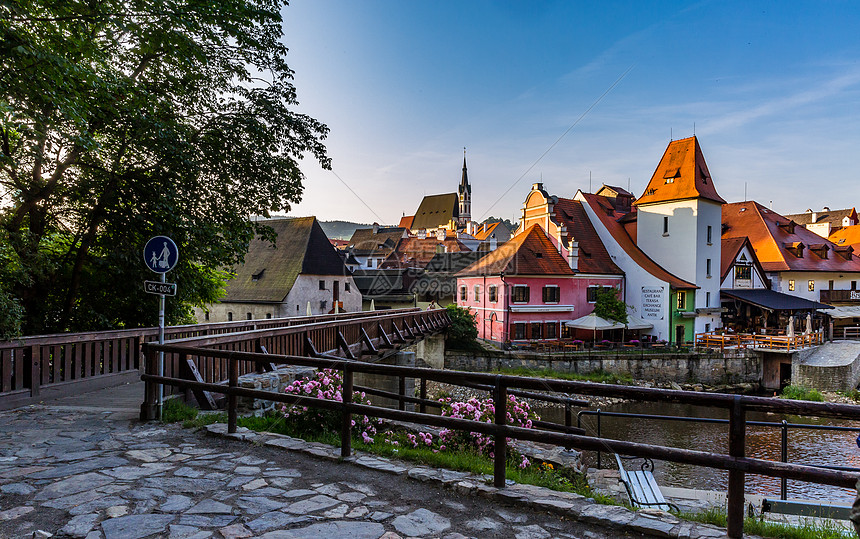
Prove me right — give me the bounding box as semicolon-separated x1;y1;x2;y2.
720;237;769;290
198;217;361;321
347;225;408;269
456;224;623;343
633;136;725;335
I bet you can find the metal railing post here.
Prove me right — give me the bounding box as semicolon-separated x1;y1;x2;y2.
781;420;788;500
227;357;238;434
727;395;746;539
342;366;353;458
596;408;602;470
493;375;507;488
140;346;159;421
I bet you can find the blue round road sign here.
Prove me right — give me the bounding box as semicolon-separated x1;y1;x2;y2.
144;236;179;273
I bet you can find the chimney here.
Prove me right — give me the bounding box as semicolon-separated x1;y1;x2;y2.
466;221;474;235
489;235;497;251
811;212;818;223
532;182;543;191
372;222;379;234
418;229;426;239
483;223;487;234
567;238;579;271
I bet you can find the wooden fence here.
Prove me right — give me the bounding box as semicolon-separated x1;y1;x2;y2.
695;331;823;352
0;308;429;410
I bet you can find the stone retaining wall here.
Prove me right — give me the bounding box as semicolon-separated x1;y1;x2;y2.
236;366;316;414
446;348;762;385
794;358;860;392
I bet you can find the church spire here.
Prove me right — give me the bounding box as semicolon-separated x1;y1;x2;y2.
458;147;471;223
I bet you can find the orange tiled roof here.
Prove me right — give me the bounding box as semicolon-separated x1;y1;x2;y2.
550;198;623;275
722;201;860;272
830;224;860;251
633;136;726;206
387;237;470;269
456;224;574;277
398;215;415;229
579;192;697;289
472;221;501;241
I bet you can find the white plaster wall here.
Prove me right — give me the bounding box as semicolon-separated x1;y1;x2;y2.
637;199;722;333
768;271;860;301
575;192;671;339
720;244;769;290
195;303;279;323
284;274;362;316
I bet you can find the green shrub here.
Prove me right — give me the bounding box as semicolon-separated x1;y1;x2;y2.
445;304;480;350
681;506;851;539
162;398;199;423
780;385;824;402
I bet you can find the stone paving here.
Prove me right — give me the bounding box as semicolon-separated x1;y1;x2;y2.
0;384;742;539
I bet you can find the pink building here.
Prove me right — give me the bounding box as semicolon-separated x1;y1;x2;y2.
456;224;623;343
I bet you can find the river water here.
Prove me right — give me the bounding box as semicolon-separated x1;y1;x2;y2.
537;401;860;503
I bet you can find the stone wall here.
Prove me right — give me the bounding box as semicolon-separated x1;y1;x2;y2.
445;349;762;385
794;357;860;392
236;366;316;414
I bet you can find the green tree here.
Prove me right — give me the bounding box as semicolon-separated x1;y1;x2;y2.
0;0;329;336
445;304;479;350
592;287;628;324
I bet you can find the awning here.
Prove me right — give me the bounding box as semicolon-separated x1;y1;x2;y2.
827;305;860;319
720;289;832;311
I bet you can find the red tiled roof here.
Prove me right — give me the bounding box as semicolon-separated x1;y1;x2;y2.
579;192;697;289
722;201;860;272
634;136;726;206
551;198;623;275
456;224;574;277
472;221;502;241
387;237;470;269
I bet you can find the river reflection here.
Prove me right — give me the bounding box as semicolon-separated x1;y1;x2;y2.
537;401;860;503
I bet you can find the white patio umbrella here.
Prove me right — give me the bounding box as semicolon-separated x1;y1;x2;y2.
565;313;624;342
787;315;795;340
805;312;812;335
306;301;312;316
334;301;339;314
369;299;375;312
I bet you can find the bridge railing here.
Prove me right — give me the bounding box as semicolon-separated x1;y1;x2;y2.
0;308;425;410
141;342;860;539
146;308;450;401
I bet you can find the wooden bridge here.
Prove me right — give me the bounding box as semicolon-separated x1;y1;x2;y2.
0;307;449;412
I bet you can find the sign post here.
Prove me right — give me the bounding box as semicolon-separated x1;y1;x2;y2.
143;236;179;420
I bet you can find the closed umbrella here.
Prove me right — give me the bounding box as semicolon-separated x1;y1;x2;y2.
306;301;312;316
805;312;812;335
369;299;375;312
787;315;795;340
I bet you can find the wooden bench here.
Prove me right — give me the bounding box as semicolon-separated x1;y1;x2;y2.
615;454;678;512
761;498;852;520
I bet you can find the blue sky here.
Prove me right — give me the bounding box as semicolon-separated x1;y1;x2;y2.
281;1;860;225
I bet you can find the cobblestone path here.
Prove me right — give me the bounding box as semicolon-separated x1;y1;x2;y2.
0;384;732;538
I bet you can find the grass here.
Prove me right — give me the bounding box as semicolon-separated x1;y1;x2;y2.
493;366;633;385
839;388;860;402
682;506;852;539
780;385;825;402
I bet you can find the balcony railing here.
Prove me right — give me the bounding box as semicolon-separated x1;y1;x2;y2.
695;331;823;352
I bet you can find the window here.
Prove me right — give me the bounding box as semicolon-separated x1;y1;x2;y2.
266;313;272;319
542;285;560;303
808;280;815;292
204;311;210;321
587;286;612;303
530;322;543;340
705;323;711;332
367;259;372;267
513;285;530;303
246;313;252;320
474;285;481;301
706;291;710;307
676;291;686;310
488;285;498;302
514;323;526;340
829;280;834;290
546;322;557;339
227;312;233;321
319;280;326;290
460;285;467;301
561;324;573;339
707;225;712;244
663;216;669;235
788;279;795;292
320;300;327;311
735;266;752;281
706;259;712;277
345;282;350;292
853;281;857;291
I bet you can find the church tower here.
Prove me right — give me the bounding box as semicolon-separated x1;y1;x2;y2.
458;150;472;225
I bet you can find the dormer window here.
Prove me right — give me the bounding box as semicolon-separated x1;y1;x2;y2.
784;242;804;258
835;245;854;260
251;269;265;282
809;244;829;259
777;220;796;234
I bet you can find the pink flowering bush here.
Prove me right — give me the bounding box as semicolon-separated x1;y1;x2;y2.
437;394;539;459
280;369;377;442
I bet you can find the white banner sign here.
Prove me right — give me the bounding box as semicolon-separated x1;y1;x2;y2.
641;286;665;320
